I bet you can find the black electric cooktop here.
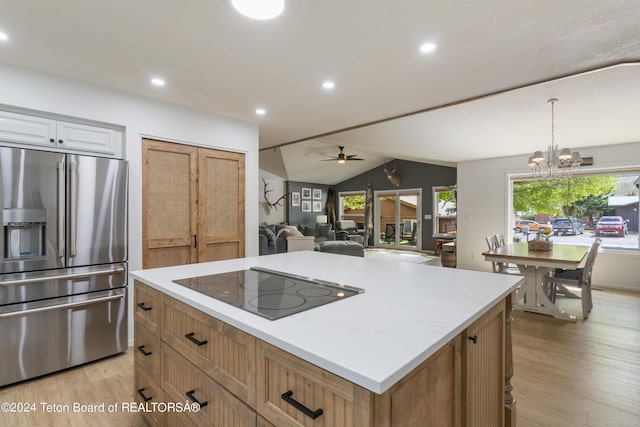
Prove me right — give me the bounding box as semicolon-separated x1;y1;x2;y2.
172;267;364;320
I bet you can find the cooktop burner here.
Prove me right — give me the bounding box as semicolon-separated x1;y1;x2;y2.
172;267;364;320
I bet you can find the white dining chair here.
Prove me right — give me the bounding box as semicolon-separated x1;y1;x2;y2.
493;234;520;274
485;235;510;273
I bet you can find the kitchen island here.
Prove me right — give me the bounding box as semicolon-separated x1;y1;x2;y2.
131;251;522;427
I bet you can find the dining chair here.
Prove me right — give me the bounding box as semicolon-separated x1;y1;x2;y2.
543;238;602;319
485;235;498;251
493;234;520;274
485;236;503;273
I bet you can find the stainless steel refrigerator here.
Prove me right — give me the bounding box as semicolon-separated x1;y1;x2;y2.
0;146;128;387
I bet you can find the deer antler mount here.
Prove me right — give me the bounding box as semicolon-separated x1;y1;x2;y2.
383;161;402;187
262;178;287;212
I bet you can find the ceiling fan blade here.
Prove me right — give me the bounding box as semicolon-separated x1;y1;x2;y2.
346;158;365;161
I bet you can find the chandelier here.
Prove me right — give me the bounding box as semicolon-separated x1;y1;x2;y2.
528;98;581;178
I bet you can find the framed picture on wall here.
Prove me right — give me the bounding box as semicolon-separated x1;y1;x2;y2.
312;188;322;200
312;201;322;212
302;188;311;199
302;200;312;212
291;192;300;207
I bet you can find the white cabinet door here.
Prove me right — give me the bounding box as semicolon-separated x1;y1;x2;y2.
0;111;57;148
56;121;117;155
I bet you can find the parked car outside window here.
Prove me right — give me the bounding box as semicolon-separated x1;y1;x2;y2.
514;220;552;233
595;216;628;236
552;218;585;235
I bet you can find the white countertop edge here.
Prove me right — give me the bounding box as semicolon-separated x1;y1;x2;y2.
131;271;523;394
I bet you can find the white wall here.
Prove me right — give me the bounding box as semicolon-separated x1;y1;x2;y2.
457;141;640;291
0;63;260;342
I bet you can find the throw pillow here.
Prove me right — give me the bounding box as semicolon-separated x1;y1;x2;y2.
276;226;304;239
318;223;332;237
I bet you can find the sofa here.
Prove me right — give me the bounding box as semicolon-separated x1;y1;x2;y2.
297;223;335;249
259;223;335;255
258;224;288;255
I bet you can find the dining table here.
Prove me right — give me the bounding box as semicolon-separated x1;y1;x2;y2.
483;242;590;321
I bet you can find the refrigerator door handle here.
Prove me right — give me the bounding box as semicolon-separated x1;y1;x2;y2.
57;161;65;257
0;265;125;286
69;161;78;257
0;290;125;319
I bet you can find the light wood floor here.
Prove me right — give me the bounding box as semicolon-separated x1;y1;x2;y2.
1;288;638;426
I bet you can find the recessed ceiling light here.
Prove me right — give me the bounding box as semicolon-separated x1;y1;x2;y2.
150;77;165;87
255;108;267;116
419;42;437;54
230;0;285;20
322;81;335;90
0;31;8;42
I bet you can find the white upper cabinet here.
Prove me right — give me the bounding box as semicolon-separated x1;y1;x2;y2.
56;121;119;155
0;110;123;158
0;110;57;146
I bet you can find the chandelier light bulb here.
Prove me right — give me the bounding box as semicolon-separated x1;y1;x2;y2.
558;148;572;160
532;151;544;162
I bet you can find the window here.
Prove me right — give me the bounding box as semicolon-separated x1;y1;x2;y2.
512;172;639;251
433;186;457;237
338;191;365;224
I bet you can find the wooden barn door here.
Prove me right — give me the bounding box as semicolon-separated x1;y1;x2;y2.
142;139;198;268
142;139;245;269
199;147;245;262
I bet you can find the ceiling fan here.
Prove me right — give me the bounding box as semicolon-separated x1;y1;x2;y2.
322;146;365;164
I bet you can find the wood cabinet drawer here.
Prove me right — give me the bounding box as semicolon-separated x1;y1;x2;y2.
256;340;360;427
257;414;276;427
162;295;256;406
162;343;256;427
134;322;161;381
164;411;201;427
134;361;167;427
134;281;161;334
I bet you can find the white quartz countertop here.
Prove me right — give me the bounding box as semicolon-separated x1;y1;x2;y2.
130;251;523;394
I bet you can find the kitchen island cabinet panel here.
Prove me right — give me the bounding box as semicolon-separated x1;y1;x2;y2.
464;300;505;427
257;340;358;427
162;344;256;427
134;322;161;380
162;296;256;407
134;282;161;335
381;337;462;427
134;361;166;427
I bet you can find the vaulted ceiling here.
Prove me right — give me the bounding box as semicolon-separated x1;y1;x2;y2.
1;1;639;184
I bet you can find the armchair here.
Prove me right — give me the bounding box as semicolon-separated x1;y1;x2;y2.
335;220;365;243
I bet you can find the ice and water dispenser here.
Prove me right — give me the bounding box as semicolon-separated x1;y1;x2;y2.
3;208;47;259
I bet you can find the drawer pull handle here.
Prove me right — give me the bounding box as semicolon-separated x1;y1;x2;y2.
185;390;208;408
185;332;208;346
281;390;324;420
137;302;152;311
468;335;478;344
137;388;152;402
137;345;152;356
